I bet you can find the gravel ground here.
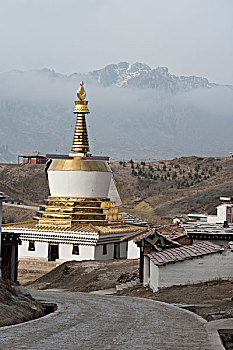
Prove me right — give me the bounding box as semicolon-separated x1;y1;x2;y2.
0;290;215;350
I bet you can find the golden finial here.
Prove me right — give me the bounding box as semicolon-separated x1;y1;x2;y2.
77;81;86;101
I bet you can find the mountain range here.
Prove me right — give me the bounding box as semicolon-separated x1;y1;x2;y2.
0;62;232;162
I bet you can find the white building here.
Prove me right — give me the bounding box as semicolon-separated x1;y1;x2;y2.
143;241;232;292
207;197;233;224
2;221;143;263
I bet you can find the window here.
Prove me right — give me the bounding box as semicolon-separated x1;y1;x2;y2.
28;241;35;251
102;244;107;255
72;244;79;255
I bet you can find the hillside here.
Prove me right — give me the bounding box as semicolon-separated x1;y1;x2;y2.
1;156;233;224
112;156;233;223
0;63;233;161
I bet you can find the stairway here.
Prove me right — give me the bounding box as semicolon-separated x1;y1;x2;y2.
116;278;140;292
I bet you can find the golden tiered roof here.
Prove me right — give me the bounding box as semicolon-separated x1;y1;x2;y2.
34;196;122;227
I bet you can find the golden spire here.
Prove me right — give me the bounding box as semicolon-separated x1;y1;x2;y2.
69;82;90;158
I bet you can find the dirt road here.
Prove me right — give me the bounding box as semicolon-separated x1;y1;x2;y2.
0;290;217;350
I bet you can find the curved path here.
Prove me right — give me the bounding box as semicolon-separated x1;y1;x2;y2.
0;290;217;350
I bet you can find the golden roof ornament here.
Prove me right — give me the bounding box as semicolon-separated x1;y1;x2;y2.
77;81;86;101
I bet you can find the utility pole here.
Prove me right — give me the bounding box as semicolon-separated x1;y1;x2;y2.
0;192;6;278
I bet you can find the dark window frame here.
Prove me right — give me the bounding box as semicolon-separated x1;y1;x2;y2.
72;244;80;255
28;241;35;251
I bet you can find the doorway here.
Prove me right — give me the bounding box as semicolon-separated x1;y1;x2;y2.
114;243;120;259
48;244;59;261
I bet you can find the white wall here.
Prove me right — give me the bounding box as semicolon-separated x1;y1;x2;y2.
143;257;160;291
207;204;228;223
19;241;48;259
19;241;95;261
154;250;233;290
59;244;95;261
149;261;160;292
216;204;227;223
48;170;112;198
108;176;122;206
127;239;140;259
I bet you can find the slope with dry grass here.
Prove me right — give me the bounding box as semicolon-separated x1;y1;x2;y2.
112;156;233;224
0;157;233;224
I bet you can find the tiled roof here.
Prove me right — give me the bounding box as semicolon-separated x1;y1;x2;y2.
134;230;156;243
120;229;147;241
182;222;233;238
147;241;223;266
133;226;185;244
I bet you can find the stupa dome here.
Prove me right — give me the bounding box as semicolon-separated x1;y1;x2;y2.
48;159;112;198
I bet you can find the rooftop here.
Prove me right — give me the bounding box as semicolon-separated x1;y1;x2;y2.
182;222;233;238
2;220;144;244
18;151;47;157
147;241;223;266
2;220;97;234
2;221;99;245
133;225;186;244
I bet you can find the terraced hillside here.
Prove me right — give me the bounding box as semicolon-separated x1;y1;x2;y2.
1;156;233;224
111;156;233;224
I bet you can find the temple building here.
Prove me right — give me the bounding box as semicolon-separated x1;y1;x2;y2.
2;82;145;263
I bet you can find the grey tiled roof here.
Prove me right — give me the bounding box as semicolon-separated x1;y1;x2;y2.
147;241;223;266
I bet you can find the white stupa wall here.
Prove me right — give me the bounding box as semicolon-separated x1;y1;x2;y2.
48;170;112;198
108;177;122;206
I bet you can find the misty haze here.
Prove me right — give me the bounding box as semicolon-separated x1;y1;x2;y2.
0;63;233;162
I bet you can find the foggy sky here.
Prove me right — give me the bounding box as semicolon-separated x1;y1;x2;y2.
0;0;233;84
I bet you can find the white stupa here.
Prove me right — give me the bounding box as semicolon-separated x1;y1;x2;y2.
2;82;144;262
